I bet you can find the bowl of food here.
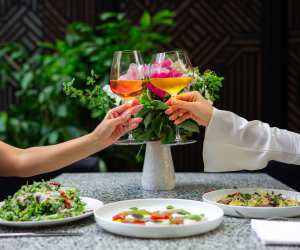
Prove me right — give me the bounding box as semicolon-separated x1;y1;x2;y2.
94;198;223;238
203;188;300;218
0;181;103;227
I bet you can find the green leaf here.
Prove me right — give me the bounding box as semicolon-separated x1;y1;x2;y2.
57;104;67;118
100;12;117;21
140;12;151;28
48;131;59;144
20;72;33;90
9;118;21;133
178;120;200;133
144;112;154;129
151;100;168;110
151;114;163;137
0;112;7;133
152;10;175;26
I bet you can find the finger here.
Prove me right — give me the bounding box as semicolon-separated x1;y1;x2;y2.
174;113;192;125
130;117;143;124
165;106;179;115
128;120;140;130
116;125;125;136
112;124;128;140
168;98;194;111
109;113;130;126
166;93;193;106
166;107;185;117
122;104;143;117
169;110;189;121
127;97;140;107
175;92;195;101
109;103;131;116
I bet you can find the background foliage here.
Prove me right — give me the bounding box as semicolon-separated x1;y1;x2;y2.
0;10;175;167
0;10;223;170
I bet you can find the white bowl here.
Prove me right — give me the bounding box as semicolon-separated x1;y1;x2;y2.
203;188;300;219
94;198;223;238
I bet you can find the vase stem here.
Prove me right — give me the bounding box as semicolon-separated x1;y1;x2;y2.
142;141;175;190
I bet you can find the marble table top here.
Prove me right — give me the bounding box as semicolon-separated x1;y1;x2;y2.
0;173;298;250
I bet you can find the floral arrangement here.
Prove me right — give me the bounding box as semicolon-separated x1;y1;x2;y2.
64;62;223;144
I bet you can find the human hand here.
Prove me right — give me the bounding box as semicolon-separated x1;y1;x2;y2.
165;91;213;127
92;98;143;146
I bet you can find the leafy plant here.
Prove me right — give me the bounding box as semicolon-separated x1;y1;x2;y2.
130;68;223;143
132;89;199;144
0;43;87;148
65;68;223;145
0;10;175;151
190;68;223;102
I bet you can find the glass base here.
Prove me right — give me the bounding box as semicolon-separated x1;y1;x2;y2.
165;139;197;146
114;139;146;146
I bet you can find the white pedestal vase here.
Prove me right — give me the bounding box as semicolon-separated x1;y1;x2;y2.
142;141;175;190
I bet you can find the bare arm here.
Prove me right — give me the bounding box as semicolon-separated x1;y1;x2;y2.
0;101;143;177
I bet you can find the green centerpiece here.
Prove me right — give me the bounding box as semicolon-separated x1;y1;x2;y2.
64;68;223;144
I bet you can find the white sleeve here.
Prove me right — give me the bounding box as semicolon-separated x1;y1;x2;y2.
203;108;300;172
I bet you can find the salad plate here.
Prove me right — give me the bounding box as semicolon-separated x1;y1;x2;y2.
203;188;300;219
0;197;103;228
0;182;103;228
94;198;223;238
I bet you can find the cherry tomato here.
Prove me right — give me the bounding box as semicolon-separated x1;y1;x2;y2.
170;217;184;225
150;213;171;220
112;214;125;221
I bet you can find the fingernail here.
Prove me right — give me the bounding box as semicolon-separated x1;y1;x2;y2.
131;124;138;129
122;111;131;119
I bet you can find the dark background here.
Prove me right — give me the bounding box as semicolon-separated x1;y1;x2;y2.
0;0;300;189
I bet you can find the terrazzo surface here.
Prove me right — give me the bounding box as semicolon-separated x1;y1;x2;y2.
0;173;299;250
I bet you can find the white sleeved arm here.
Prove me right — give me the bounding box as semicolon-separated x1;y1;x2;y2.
203;108;300;172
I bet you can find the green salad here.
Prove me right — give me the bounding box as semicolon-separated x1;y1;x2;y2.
0;181;86;221
217;191;300;207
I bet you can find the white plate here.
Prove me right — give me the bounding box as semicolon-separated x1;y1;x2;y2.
203;188;300;219
94;198;223;238
0;197;103;228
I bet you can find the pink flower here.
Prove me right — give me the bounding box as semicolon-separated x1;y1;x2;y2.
146;82;167;98
161;59;173;68
154;71;170;78
119;63;146;80
169;69;183;77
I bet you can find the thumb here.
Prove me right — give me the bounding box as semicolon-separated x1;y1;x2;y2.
169;98;194;111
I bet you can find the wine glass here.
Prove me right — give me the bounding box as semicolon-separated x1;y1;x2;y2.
109;50;146;145
149;50;195;144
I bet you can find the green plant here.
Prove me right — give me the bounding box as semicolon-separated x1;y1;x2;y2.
0;10;175;170
132;68;223;143
0;10;175;151
63;10;175;119
65;67;223;145
190;68;223;102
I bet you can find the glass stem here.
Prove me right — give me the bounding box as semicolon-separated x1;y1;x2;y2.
171;94;182;143
128;130;134;141
175;126;181;142
123;98;134;141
